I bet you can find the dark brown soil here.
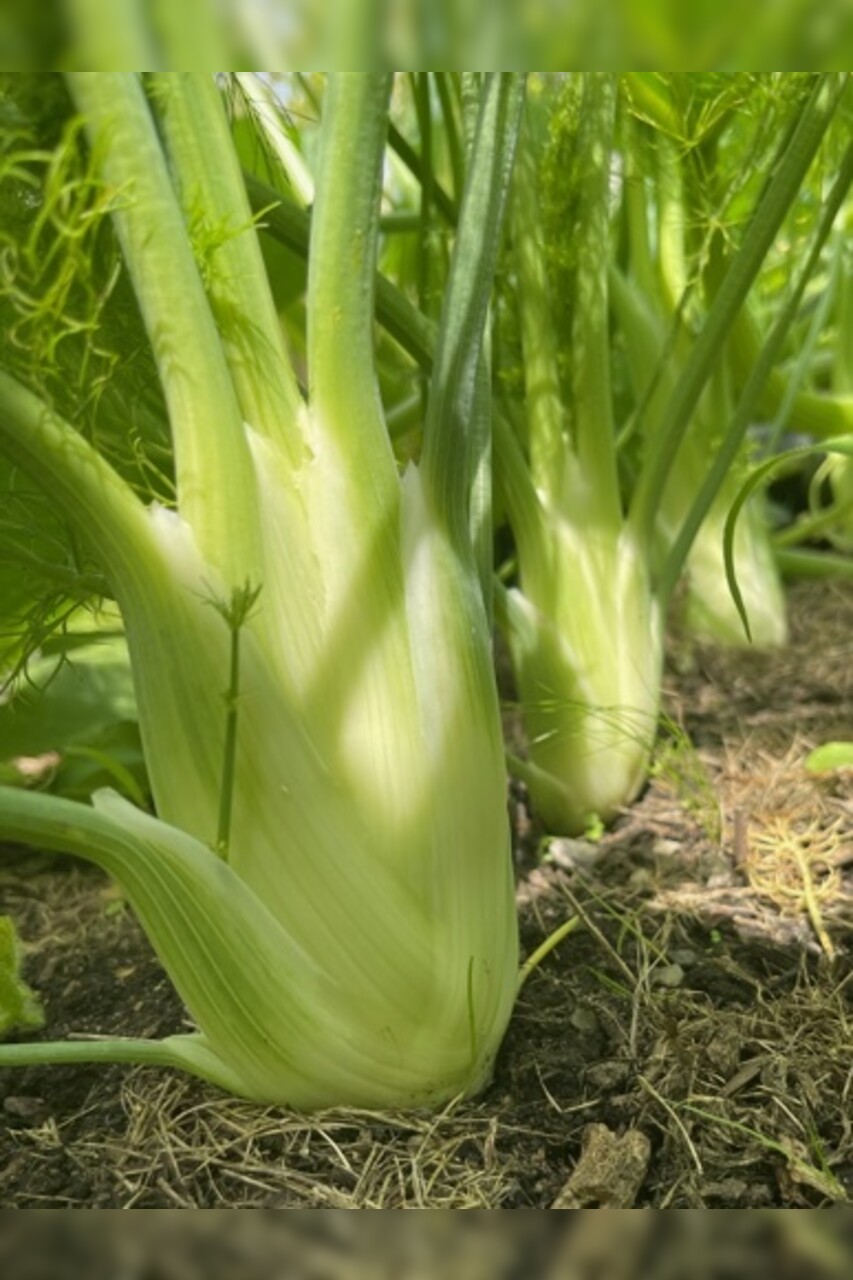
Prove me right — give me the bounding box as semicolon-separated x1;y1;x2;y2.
1;581;852;1208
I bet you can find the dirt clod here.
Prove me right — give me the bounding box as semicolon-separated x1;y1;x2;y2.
551;1123;651;1208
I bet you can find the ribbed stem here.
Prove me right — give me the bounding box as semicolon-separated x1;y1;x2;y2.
307;73;398;518
570;73;621;532
66;73;258;585
153;73;304;458
511;109;567;507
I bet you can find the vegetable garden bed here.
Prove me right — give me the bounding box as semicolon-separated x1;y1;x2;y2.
2;580;851;1209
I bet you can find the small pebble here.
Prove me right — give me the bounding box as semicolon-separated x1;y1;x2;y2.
546;838;603;869
3;1095;45;1121
651;963;685;988
586;1060;631;1090
703;1178;749;1205
570;1006;601;1035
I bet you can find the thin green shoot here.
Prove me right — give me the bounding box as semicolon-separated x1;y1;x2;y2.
516;915;582;992
726;435;853;639
387;120;458;227
206;580;262;861
775;548;853;579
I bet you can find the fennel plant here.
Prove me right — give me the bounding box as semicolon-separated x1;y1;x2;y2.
0;72;524;1108
497;72;851;835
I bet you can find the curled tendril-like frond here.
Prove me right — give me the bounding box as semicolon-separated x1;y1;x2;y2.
0;116;121;410
0;95;172;495
0;85;172;676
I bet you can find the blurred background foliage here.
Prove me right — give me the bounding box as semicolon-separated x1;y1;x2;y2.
2;0;853;72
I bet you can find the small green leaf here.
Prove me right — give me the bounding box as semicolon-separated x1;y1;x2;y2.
583;813;605;842
0;916;44;1038
0;631;136;762
805;742;853;773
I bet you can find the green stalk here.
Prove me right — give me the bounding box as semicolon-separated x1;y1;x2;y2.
774;493;853;548
608;266;674;448
629;73;846;552
298;73;423;787
776;548;853;579
461;75;482;150
570;73;621;531
834;228;853;396
731;307;853;438
493;407;548;590
656;135;689;311
215;623;239;860
511;107;568;507
414;72;435;417
66;73;257;584
248;127;526;594
308;73;399;516
387;122;458;226
249;143;525;597
517;915;581;992
420;73;525;560
435;73;464;201
621;113;657;304
151;73;304;459
244;173;437;374
659;134;853;607
0;1036;202;1072
414;72;435;321
251;144;536;597
468;354;494;619
213;583;261;860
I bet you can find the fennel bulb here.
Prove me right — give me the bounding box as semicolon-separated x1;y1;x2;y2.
504;522;663;833
0;71;524;1108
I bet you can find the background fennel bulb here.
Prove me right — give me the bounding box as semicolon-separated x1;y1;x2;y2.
497;73;848;836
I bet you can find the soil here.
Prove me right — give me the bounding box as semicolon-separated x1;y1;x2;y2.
1;580;852;1209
